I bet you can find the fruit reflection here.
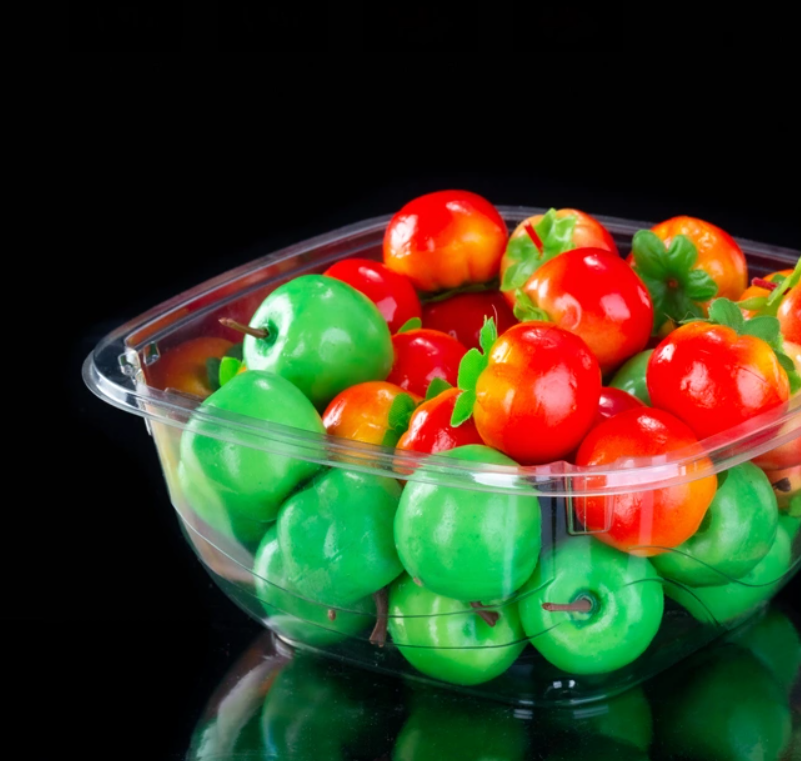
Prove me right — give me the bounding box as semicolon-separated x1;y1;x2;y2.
543;686;653;753
652;645;791;761
187;606;801;760
394;689;528;761
261;653;401;761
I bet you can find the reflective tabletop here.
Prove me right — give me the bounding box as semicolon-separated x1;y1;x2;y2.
187;603;800;760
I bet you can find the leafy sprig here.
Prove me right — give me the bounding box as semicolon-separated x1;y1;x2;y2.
740;258;801;317
207;343;244;391
397;317;422;334
381;393;419;447
501;209;577;292
450;317;498;427
630;230;718;332
424;377;452;401
513;289;551;323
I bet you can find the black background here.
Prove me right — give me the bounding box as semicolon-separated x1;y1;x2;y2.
40;26;801;758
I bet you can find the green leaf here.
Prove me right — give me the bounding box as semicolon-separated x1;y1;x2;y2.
667;291;706;325
502;258;539;291
536;208;556;238
225;343;244;361
397;317;422;334
450;389;476;427
452;315;495;423
425;377;452;401
218;356;242;387
741;316;782;349
540;211;577;256
737;296;769;311
457;348;487;393
665;235;698;274
503;233;537;265
381;429;402;448
636;272;669;331
684;269;719;302
767;258;801;308
631;231;668;279
708;298;745;333
777;353;796;373
206;357;221;392
501;210;577;293
387;393;418;433
771;273;787;287
513;290;551;322
779;354;801;394
479;316;498;355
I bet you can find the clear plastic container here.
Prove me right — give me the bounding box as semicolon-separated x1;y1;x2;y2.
83;207;801;706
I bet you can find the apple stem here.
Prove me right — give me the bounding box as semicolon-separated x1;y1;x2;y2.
219;318;268;339
327;609;337;622
523;221;543;254
369;588;389;647
542;599;594;613
752;277;779;292
771;477;792;493
470;601;499;627
751;277;779;291
412;577;423;587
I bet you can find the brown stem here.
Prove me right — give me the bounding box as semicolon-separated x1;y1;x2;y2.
752;277;779;292
369;588;389;647
543;599;594;613
772;477;792;493
470;601;499;627
219;318;268;339
327;609;337;622
412;577;423;587
523;221;543;253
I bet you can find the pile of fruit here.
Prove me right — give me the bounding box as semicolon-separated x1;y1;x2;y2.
157;191;801;687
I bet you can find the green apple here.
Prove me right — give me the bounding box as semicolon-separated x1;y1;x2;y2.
666;521;793;625
653;462;778;586
780;512;801;541
387;573;526;686
277;469;403;607
394;445;542;602
518;536;664;675
178;370;325;545
243;274;393;410
253;526;375;646
608;349;653;404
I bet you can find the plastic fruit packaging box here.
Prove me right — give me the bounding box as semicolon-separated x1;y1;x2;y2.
84;203;801;706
